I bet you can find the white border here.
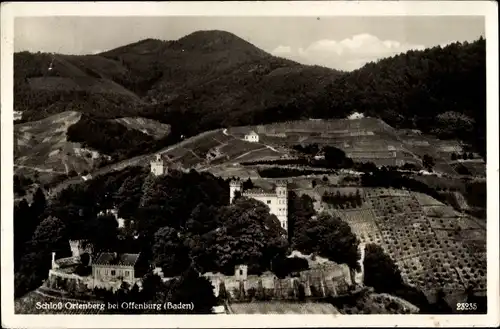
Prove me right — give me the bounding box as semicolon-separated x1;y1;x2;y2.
1;2;498;328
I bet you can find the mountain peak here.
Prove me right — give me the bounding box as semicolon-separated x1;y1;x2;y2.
175;30;260;52
179;30;244;42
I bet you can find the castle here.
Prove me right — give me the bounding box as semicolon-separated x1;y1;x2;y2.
150;153;288;230
150;154;187;176
230;179;288;231
49;240;143;292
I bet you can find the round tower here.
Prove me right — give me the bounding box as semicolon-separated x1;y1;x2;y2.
229;179;243;204
69;240;82;258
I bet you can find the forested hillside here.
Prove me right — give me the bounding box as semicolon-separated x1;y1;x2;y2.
14;167;360;300
14;31;486;162
320;38;486;156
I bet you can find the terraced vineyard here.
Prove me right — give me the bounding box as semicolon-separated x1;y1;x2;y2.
161;129;281;168
332;188;486;301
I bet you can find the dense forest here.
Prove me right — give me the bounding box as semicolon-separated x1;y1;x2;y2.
14;167;361;300
321;39;486;157
14;31;486;161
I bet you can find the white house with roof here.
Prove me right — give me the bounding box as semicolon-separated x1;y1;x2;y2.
230;180;288;231
49;240;142;291
92;252;141;284
244;131;259;143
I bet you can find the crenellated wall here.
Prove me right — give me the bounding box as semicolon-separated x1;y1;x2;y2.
203;264;353;301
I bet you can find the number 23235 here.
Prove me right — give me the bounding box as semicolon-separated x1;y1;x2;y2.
456;303;478;311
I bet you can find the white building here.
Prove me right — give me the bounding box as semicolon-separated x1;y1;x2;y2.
244;131;259;143
347;112;365;120
150;154;167;176
229;180;288;231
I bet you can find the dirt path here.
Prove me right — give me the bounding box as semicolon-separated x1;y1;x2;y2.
233;147;268;160
14;164;67;174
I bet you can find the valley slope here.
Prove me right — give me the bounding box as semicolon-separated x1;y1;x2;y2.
14;31;486;179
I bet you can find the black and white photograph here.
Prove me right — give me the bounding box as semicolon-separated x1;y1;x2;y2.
1;1;498;328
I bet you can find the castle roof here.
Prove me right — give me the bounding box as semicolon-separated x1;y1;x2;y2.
93;252;140;267
243;187;276;196
55;256;81;268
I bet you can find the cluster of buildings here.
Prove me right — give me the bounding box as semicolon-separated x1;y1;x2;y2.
49;240;143;292
48;131;305;296
151;152;290;232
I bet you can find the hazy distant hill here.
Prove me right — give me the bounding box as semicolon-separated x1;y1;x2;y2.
14;30;486;174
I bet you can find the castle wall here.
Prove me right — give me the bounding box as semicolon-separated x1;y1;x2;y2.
204;265;352;301
48;268;140;294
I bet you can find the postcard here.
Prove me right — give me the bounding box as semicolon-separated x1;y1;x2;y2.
1;1;498;328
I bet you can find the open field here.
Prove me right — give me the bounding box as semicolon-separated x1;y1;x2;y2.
14;111;171;184
28;77;140;100
157;129;281;169
223;118;479;175
14;111;99;183
113;117;171;139
42;117;485;197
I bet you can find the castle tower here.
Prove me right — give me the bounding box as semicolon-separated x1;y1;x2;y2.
150;154;166;176
51;252;59;270
229;180;243;204
69;240;82;258
69;240;93;263
234;264;248;281
275;180;288;231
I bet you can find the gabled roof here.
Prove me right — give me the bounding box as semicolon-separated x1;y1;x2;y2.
246;130;258;136
243;186;277;197
93;252;140;267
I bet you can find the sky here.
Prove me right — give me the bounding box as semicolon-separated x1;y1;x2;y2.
15;16;485;71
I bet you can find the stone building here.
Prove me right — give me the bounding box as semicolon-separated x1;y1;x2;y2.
229;180;288;231
49;240;144;292
244;131;259;143
69;239;93;263
150;154;167;176
92;252;141;284
150;153;188;177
